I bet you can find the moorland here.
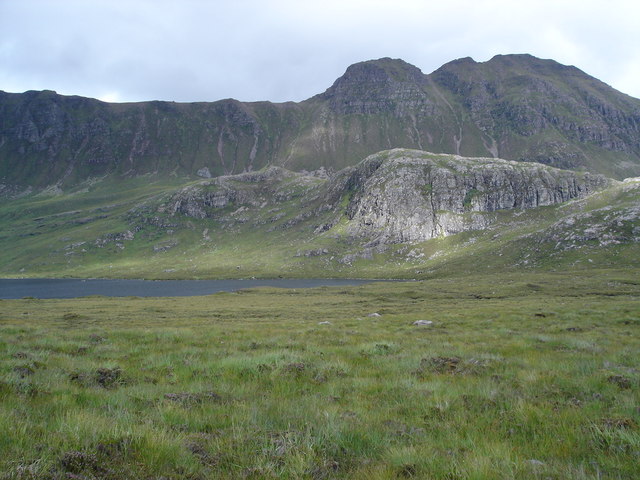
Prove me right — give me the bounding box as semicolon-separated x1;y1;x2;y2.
1;54;639;479
1;271;638;479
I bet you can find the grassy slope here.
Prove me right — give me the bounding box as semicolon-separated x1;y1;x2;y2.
1;167;638;280
0;271;638;479
1;165;638;478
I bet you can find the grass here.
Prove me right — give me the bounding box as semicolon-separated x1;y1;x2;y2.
1;165;638;281
0;270;638;478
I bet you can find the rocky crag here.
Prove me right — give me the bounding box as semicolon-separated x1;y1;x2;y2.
1;148;637;278
155;149;611;245
2;54;640;194
331;149;610;244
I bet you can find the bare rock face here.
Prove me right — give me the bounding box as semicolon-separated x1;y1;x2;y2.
145;147;611;246
160;166;310;219
318;57;434;116
335;149;610;243
2;55;640;192
196;167;212;178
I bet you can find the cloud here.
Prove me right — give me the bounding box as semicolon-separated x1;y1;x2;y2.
0;0;639;102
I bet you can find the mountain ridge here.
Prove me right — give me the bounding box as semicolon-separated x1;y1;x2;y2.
1;54;640;195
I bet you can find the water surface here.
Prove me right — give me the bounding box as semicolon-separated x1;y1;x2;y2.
0;278;371;300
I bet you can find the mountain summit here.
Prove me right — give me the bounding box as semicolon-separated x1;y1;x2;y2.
317;58;428;114
1;54;640;193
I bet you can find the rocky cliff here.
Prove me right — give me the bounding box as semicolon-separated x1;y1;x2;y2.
334;150;609;243
308;149;607;244
0;90;305;189
157;149;611;245
1;55;640;193
1;146;635;278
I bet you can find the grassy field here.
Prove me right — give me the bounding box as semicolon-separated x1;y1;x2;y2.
1;270;638;479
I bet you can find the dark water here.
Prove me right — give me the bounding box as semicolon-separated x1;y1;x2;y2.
0;278;371;300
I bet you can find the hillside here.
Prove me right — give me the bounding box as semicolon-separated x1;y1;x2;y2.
1;148;638;279
3;50;640;480
2;54;640;195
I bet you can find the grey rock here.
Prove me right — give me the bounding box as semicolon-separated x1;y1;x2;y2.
333;149;610;244
412;320;433;326
196;167;212;178
163;167;311;219
132;148;614;250
295;248;329;258
94;229;137;248
153;240;178;253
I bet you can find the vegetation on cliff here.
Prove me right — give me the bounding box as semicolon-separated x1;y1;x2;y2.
0;149;637;279
2;54;639;193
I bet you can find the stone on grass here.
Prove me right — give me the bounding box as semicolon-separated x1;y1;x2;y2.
318;321;332;325
368;313;381;317
412;320;433;326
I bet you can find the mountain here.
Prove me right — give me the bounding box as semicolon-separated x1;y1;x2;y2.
1;148;637;279
2;55;639;279
1;54;640;196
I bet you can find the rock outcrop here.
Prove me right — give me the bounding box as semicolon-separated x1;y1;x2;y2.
327;149;611;243
159;166;319;220
1;144;635;278
154;148;611;245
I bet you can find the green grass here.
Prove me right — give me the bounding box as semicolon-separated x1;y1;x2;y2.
0;270;638;478
1;166;638;281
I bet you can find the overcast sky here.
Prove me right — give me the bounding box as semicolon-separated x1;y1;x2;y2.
1;0;639;103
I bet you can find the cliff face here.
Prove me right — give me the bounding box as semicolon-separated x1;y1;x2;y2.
159;149;611;245
0;90;304;188
430;55;640;173
1;55;640;192
332;149;610;243
1;146;634;278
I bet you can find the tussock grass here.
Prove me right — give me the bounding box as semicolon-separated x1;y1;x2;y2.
0;271;638;478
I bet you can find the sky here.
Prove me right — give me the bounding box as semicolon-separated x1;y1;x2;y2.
1;0;639;103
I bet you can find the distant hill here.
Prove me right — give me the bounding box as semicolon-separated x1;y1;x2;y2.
1;148;637;279
2;54;640;194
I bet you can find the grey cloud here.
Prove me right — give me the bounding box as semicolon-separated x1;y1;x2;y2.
0;0;638;103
